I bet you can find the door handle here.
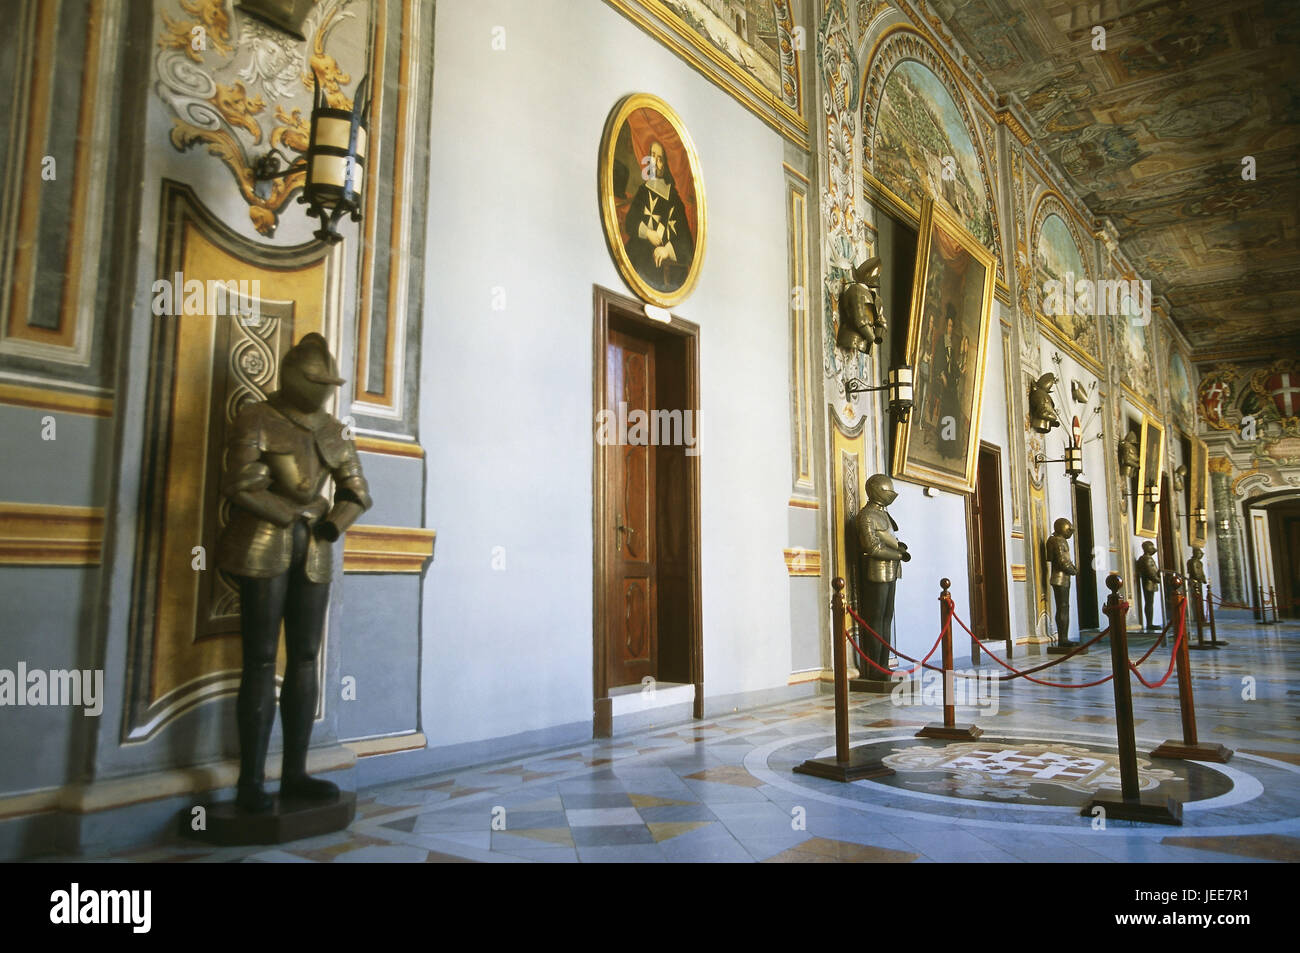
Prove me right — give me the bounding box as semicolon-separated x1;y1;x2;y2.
616;513;635;553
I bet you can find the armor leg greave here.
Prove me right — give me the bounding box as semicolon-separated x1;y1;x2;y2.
235;573;287;812
279;572;335;801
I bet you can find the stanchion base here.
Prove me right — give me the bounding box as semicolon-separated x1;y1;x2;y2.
1187;643;1221;651
849;677;896;694
1046;642;1085;656
1208;640;1229;647
1149;741;1234;763
1080;794;1182;826
793;749;895;782
916;722;983;740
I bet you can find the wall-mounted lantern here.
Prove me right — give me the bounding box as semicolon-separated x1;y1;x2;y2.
845;363;914;422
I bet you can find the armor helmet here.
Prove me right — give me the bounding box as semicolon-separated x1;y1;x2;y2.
865;473;897;506
281;333;344;413
1192;546;1204;557
1053;517;1073;538
1142;540;1156;554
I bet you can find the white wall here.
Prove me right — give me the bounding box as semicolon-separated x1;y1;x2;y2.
418;0;793;745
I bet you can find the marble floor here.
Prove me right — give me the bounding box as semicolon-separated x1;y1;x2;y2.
62;618;1300;863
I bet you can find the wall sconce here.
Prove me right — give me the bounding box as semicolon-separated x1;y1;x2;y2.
845;364;913;422
253;74;372;243
236;1;313;41
1183;506;1206;529
1034;441;1084;482
1143;480;1161;506
1217;517;1232;532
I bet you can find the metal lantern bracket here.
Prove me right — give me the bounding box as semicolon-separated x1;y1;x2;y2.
1035;442;1084;482
844;363;913;422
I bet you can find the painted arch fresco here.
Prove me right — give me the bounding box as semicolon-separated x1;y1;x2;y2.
872;59;993;249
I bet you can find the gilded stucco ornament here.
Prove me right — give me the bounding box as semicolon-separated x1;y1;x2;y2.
155;0;366;236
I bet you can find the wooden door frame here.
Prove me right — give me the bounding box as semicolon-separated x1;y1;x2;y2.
592;285;702;734
1071;479;1100;630
964;441;1010;659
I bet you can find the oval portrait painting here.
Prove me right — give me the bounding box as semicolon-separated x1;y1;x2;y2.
599;93;706;308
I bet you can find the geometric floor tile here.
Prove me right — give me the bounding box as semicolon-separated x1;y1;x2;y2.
761;837;919;863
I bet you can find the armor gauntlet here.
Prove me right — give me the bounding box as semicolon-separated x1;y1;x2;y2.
318;452;372;542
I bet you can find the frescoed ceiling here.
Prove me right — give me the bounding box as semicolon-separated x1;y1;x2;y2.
925;0;1300;359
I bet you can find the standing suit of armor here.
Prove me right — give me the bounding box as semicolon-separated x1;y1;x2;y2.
1187;546;1207;626
1137;541;1161;631
854;474;910;676
217;333;372;813
1046;517;1078;646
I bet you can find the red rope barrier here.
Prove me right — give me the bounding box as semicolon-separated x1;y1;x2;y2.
844;604;947;674
1128;601;1187;689
1131;614;1176;667
948;611;1115;688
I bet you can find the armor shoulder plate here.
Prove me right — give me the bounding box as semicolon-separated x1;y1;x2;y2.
314;417;352;469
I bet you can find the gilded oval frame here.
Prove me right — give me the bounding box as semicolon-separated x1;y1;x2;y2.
599;93;707;308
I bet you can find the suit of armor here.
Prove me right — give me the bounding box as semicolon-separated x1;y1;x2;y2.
854;474;909;676
1137;541;1161;631
1046;517;1078;646
218;334;371;813
1186;546;1207;626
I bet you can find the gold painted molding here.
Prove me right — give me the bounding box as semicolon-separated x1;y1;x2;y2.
0;383;113;417
354;434;425;459
0;502;103;565
1010;564;1027;581
343;525;435;574
783;547;822;577
788;497;819;509
344;732;427;758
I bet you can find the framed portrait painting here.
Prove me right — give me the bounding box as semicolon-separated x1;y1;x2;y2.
1136;414;1165;539
599;93;707;308
893;198;997;494
1189;436;1209;546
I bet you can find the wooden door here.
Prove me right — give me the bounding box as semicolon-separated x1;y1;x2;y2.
1073;482;1099;629
966;443;1010;659
604;328;658;689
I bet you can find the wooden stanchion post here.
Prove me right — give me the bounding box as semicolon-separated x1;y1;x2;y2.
1081;573;1182;825
1205;582;1226;647
1270;587;1279;624
1187;577;1211;651
1151;576;1232;763
917;578;982;740
793;578;894;782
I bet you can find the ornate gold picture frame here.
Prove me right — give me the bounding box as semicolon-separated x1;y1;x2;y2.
1136;414;1165;539
599;93;707;308
1189;435;1209;547
893;197;997;494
